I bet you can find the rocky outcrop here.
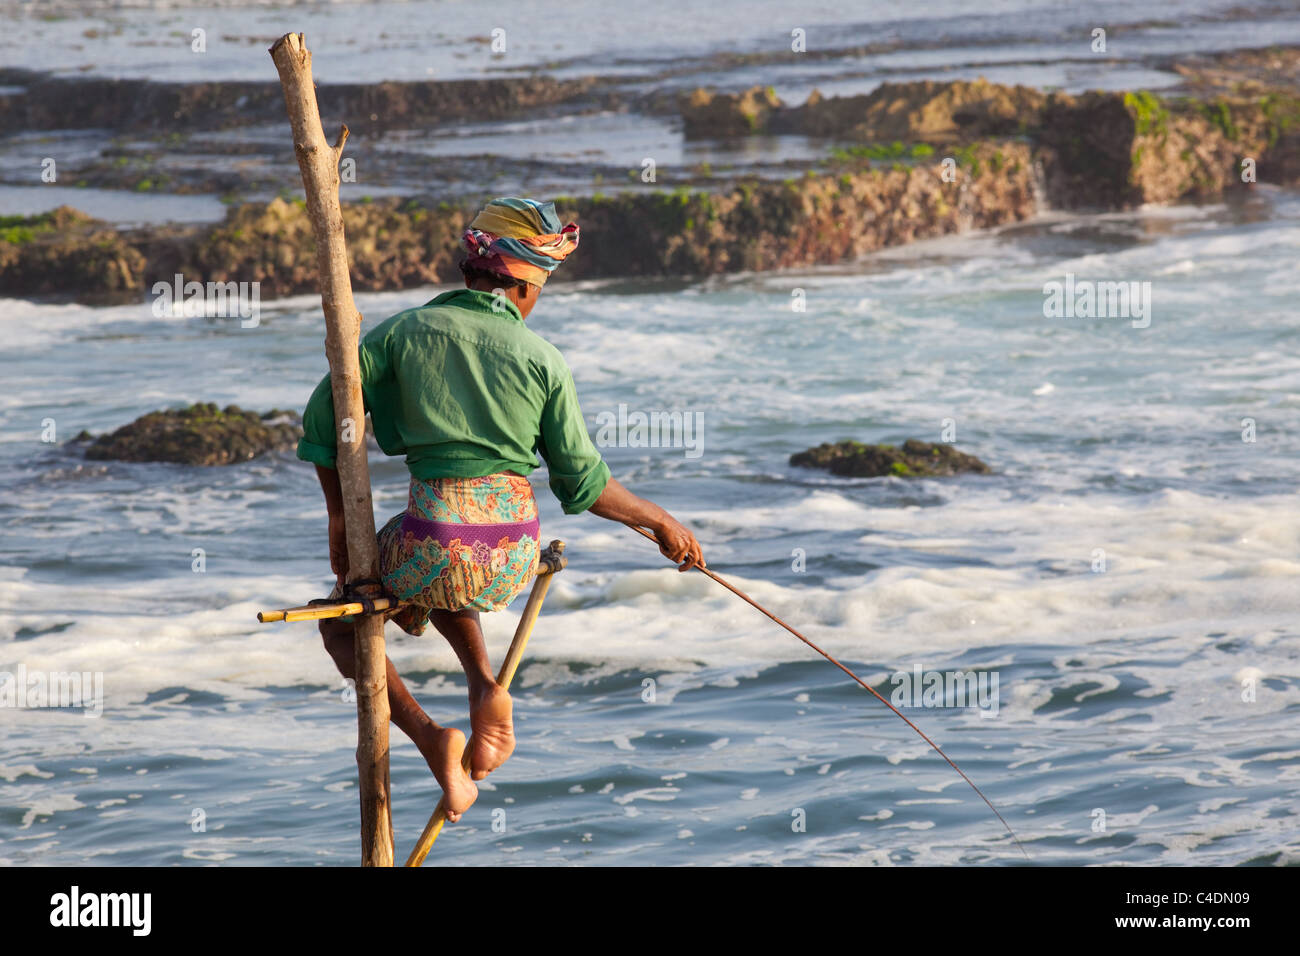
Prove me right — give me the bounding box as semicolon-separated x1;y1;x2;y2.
562;142;1034;278
1;143;1037;300
1037;89;1300;208
0;207;146;297
82;404;301;466
683;79;1046;142
686;77;1300;209
0;69;605;136
1166;46;1300;98
772;80;1047;143
148;197;472;301
790;439;992;478
6;71;1299;302
680;85;784;138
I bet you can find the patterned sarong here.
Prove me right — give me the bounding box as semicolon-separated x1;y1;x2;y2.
377;473;540;635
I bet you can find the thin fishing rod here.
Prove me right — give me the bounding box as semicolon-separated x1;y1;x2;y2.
627;523;1029;860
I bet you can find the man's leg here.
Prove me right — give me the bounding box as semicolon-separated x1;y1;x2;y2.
319;618;477;821
426;608;515;781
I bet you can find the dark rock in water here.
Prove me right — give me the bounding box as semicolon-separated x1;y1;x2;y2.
680;85;784;138
84;403;301;466
790;439;991;478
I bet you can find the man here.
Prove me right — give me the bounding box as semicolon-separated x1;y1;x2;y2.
298;197;705;820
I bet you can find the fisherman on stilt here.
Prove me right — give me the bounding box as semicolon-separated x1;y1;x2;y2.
298;198;705;820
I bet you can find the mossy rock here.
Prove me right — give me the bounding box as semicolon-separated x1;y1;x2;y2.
0;206;98;244
680;85;783;138
789;439;992;478
774;79;1047;143
84;403;302;466
0;206;145;296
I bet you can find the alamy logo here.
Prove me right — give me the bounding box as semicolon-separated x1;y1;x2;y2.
890;665;1000;718
594;403;704;459
152;273;261;327
50;886;151;936
0;665;103;718
1042;272;1151;328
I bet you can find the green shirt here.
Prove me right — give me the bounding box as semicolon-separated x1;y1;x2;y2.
297;288;610;514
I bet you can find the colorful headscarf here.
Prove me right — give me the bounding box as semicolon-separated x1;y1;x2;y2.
460;197;579;287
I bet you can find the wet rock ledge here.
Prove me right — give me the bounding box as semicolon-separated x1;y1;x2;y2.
4;59;1299;302
1;137;1036;300
790;439;992;478
80;404;301;466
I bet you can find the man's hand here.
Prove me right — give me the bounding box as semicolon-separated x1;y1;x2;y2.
328;512;349;587
654;514;705;572
588;477;706;572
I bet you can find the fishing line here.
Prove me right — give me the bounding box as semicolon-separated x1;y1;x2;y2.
627;523;1029;860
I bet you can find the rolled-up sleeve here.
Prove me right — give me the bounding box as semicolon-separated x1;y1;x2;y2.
296;371;339;468
537;366;610;514
296;332;388;470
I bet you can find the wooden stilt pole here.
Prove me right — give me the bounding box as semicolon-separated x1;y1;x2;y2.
269;32;394;867
404;540;567;867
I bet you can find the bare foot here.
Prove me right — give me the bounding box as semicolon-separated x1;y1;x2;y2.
414;723;477;822
468;684;515;781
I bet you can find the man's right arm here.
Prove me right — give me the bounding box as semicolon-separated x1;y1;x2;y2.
587;477;705;572
537;356;704;570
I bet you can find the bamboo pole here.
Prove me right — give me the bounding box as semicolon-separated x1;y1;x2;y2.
258;598;398;624
269;32;394;867
404;540;567;867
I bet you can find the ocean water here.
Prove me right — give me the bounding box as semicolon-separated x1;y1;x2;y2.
4;0;1300;89
2;184;1299;865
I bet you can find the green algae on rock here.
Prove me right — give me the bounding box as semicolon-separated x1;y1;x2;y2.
0;206;146;297
84;404;301;466
1036;87;1300;208
790;439;992;478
